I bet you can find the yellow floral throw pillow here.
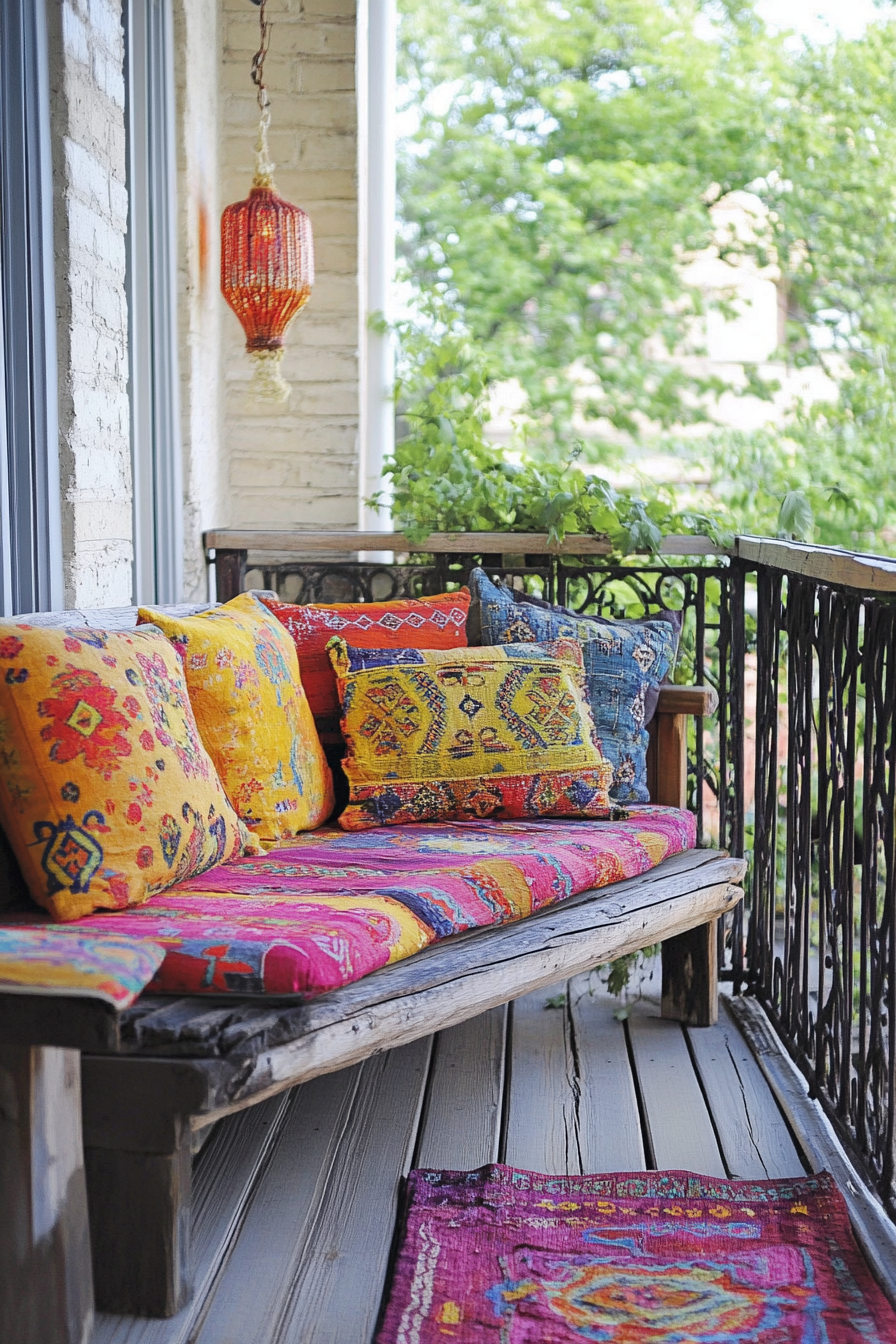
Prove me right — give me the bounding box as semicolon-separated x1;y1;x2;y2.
327;636;618;831
0;623;258;922
140;593;333;841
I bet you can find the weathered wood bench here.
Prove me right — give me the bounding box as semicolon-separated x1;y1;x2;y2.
0;547;745;1341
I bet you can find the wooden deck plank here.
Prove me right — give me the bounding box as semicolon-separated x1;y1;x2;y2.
415;1006;506;1172
503;986;579;1175
191;1067;363;1344
686;1005;805;1180
569;974;647;1172
93;1095;293;1344
627;1009;727;1177
275;1038;432;1344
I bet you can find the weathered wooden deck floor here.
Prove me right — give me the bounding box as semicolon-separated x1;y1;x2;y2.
93;981;806;1344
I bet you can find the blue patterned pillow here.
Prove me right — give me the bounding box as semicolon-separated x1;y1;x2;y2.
469;569;679;802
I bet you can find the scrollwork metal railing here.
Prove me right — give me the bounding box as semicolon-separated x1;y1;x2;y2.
739;538;896;1209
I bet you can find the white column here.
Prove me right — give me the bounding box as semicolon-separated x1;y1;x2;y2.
359;0;396;534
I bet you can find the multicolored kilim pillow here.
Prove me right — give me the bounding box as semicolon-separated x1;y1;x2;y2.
327;637;617;831
0;624;258;921
139;593;333;841
471;568;679;803
261;591;470;746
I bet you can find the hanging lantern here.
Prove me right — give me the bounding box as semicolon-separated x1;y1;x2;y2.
221;0;314;403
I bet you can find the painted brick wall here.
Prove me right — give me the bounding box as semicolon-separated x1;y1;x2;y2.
217;0;361;531
47;0;134;607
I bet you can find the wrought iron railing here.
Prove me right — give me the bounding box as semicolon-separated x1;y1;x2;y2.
736;537;896;1213
206;528;896;1210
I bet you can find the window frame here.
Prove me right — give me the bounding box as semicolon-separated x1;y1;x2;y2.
125;0;183;606
0;0;63;615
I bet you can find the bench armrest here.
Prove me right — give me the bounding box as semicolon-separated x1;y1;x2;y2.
655;684;718;717
647;684;716;809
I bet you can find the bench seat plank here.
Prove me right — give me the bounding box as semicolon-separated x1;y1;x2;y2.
109;849;742;1063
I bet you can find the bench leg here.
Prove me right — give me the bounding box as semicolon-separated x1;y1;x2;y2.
661;919;718;1026
0;1045;94;1344
85;1130;192;1317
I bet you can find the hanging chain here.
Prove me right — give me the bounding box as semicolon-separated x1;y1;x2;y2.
251;0;275;188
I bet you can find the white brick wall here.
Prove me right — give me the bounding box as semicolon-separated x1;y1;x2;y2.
42;0;364;606
217;0;361;531
47;0;133;607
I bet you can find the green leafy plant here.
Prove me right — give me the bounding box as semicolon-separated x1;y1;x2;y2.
373;306;734;552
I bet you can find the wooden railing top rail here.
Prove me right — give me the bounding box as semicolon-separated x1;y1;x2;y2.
734;535;896;593
205;529;896;592
204;528;726;557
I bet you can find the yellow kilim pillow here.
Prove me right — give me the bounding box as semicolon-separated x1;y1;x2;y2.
140;593;333;841
327;636;618;831
0;623;259;921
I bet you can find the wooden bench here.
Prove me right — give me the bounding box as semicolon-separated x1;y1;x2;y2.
0;590;744;1339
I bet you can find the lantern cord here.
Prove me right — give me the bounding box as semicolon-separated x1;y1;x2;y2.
248;348;291;405
251;0;275;189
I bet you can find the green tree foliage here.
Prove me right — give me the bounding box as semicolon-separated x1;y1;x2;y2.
398;0;781;449
395;0;896;551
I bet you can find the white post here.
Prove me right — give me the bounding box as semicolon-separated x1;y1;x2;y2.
359;0;396;537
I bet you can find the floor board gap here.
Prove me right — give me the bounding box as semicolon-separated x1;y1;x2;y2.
622;1011;656;1169
497;999;515;1166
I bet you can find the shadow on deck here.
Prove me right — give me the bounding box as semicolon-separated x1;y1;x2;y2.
93;980;807;1344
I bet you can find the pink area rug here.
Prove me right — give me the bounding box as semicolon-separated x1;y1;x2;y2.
377;1165;896;1343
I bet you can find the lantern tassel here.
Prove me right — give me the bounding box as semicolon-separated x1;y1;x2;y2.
248;347;290;405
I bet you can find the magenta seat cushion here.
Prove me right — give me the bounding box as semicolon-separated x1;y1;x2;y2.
6;807;695;1000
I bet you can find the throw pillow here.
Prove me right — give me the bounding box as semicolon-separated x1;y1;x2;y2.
0;623;258;921
469;568;679;803
327;636;617;831
139;593;334;841
261;591;471;746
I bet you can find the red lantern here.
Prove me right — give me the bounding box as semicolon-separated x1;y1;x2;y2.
220;0;313;402
221;186;314;348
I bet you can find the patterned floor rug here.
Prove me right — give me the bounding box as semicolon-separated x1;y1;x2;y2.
377;1165;896;1342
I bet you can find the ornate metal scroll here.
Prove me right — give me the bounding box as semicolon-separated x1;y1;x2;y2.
745;563;896;1209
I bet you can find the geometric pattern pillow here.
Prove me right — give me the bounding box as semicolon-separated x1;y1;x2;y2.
327;636;617;832
261;590;470;746
139;593;334;841
0;623;258;921
470;568;679;803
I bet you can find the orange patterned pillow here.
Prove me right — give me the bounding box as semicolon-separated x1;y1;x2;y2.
261;591;470;745
0;623;258;921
